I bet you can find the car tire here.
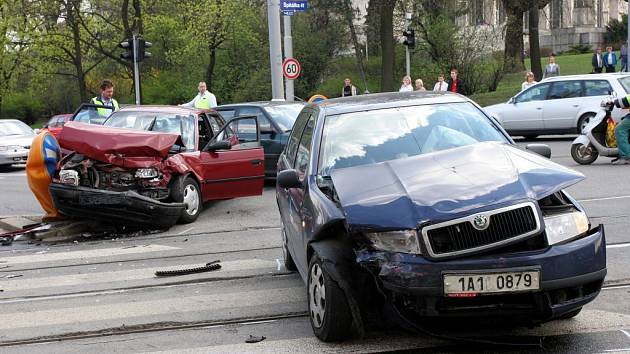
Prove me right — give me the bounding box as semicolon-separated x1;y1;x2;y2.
577;113;595;134
282;228;297;271
308;253;353;342
558;307;582;320
171;175;203;224
571;143;599;165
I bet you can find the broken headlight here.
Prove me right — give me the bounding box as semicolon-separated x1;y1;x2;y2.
544;211;589;245
364;230;421;254
135;168;159;179
59;169;79;186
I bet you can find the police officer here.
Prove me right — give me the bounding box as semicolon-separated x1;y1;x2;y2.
91;79;119;117
181;81;217;109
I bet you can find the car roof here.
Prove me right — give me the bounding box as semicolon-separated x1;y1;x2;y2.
308;91;470;115
217;101;306;109
118;105;215;115
540;73;630;82
0;119;28;124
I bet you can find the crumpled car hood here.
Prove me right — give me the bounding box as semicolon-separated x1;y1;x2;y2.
59;121;183;167
330;142;584;232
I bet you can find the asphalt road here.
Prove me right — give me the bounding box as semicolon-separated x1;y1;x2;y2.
1;137;630;353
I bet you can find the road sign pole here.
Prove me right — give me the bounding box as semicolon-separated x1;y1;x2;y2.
268;0;284;100
283;15;294;102
133;34;141;105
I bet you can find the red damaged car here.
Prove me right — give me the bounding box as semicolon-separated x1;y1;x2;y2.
49;105;264;228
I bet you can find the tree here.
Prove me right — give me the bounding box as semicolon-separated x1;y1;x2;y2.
341;0;368;93
528;0;552;81
376;0;396;92
503;0;551;74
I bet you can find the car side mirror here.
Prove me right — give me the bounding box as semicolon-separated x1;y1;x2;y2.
34;128;41;134
277;169;301;189
204;140;231;152
526;144;551;159
508;97;515;104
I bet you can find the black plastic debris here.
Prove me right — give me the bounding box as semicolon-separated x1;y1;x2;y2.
245;335;266;343
154;260;221;277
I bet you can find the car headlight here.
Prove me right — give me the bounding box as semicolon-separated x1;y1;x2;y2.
544;211;589;245
135;168;159;179
0;146;6;151
364;230;421;254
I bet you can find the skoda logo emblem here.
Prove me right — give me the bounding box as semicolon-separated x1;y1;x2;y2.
472;214;490;231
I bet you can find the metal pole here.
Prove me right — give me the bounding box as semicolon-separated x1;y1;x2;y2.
267;0;284;100
283;15;294;101
405;13;411;78
133;34;141;105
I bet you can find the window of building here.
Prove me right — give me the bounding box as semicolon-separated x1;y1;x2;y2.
550;0;563;29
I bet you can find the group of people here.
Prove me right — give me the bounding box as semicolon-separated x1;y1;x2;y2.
341;69;467;97
591;45;628;73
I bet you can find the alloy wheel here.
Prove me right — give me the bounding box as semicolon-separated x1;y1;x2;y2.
309;263;326;329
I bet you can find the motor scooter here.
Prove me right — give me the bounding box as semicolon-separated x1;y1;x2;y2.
571;97;625;164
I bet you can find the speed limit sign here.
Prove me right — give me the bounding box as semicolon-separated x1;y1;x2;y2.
282;58;301;80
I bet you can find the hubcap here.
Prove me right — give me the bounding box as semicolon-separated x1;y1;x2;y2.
577;144;593;159
309;263;326;329
183;184;199;216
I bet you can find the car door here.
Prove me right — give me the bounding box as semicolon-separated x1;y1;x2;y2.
503;83;550;132
277;109;312;270
235;106;282;176
543;80;583;131
196;116;264;201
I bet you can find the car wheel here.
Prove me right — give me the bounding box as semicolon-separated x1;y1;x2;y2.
522;135;538;140
577;113;595;134
308;253;353;342
558;307;582;320
571;143;599;165
282;228;297;271
171;176;203;223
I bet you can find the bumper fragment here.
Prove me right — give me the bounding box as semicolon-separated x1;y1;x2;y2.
50;183;184;228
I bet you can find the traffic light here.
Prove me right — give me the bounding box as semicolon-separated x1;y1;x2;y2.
138;38;152;62
403;29;415;50
119;38;134;61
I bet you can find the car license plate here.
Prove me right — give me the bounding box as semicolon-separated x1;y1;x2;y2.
443;271;540;296
13;157;21;161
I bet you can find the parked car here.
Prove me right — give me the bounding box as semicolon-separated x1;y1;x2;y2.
41;114;72;139
216;101;305;177
276;92;606;341
49;106;264;228
0;119;35;167
484;73;630;138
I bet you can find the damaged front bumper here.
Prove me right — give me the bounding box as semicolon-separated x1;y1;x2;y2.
357;225;606;321
49;183;184;228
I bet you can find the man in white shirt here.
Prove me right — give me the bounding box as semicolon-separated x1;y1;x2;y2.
433;74;448;92
181;81;217;109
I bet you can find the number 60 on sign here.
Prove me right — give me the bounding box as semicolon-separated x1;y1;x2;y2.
282;58;301;80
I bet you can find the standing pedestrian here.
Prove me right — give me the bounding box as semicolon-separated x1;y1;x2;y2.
399;75;413;92
592;47;604;73
432;74;448;92
414;79;426;91
341;77;359;97
521;72;538;91
622;44;629;71
446;68;466;95
605;46;618;73
181;81;217;109
91;79;119;118
543;55;560;79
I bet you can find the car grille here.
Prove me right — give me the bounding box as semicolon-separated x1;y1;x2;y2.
422;202;541;259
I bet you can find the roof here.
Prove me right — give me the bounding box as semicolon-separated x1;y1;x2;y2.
118;105;215;115
308;91;471;115
540;73;630;82
217;101;306;109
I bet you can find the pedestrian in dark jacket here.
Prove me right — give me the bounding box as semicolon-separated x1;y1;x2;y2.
592;47;604;73
447;68;466;95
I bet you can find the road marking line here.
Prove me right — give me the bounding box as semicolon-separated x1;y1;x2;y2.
0;287;304;330
602;284;630;291
606;243;630;249
176;227;195;235
603;349;630;353
621;329;630;340
0;259;278;292
0;244;179;265
578;195;630;203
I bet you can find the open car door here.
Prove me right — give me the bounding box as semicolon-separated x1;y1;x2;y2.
197;116;264;200
70;103;115;125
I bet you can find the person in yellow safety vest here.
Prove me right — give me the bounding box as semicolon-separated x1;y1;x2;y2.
181;81;218;109
91;79;120;117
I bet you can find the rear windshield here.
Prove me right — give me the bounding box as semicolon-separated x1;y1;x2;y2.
104;111;196;149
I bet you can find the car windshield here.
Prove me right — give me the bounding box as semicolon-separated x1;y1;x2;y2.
263;104;303;131
104;111;196;150
318;102;508;177
0;121;34;136
617;76;630;94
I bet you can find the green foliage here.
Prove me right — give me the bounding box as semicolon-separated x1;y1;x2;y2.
566;43;593;55
2;92;46;125
605;14;628;46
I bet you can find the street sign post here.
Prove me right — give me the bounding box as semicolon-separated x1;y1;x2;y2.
282;58;301;80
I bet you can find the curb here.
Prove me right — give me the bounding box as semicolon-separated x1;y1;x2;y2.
0;215;43;233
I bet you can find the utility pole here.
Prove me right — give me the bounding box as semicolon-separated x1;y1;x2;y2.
267;0;284;100
132;34;141;104
283;15;294;101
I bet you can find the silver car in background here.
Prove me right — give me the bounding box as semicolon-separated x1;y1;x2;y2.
0;119;35;167
484;74;630;139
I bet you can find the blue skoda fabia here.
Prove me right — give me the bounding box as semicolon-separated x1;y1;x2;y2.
275;92;606;342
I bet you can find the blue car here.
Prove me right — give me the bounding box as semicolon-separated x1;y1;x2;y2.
276;92;606;341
